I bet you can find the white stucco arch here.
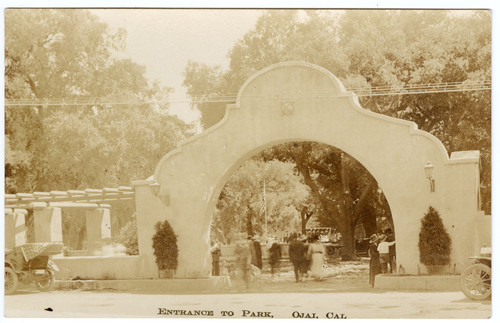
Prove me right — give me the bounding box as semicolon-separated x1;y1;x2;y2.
133;62;486;279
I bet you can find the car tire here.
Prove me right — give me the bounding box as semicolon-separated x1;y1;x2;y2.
460;263;491;300
5;267;18;295
35;269;55;292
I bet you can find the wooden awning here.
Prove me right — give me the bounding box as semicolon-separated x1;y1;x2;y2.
4;186;134;209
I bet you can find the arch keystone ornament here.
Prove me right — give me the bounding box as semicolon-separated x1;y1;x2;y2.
133;62;488;279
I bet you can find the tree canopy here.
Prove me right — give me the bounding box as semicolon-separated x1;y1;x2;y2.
4;9;194;247
213;158;309;244
184;10;490;259
183;9;491;213
5;9;194;193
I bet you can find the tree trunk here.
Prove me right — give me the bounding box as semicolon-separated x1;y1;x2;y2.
340;154;357;261
341;223;356;261
359;206;377;237
293;146;370;261
300;206;313;234
246;206;254;237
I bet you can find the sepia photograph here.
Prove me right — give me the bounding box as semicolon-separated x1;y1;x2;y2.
2;4;494;319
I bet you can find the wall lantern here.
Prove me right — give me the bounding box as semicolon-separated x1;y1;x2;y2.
423;161;435;192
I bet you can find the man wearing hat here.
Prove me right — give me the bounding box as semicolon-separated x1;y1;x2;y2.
377;234;396;274
289;234;308;282
385;228;396;273
368;234;381;287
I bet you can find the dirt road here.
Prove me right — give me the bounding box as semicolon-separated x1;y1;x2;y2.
4;288;491;319
3;261;492;319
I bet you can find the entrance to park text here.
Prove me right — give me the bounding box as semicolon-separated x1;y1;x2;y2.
132;62;488;279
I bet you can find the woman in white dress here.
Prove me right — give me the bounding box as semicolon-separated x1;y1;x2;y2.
307;235;326;279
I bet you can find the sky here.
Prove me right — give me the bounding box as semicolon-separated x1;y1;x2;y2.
91;9;264;124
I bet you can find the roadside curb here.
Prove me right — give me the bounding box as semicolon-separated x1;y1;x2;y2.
374;274;460;291
55;276;232;292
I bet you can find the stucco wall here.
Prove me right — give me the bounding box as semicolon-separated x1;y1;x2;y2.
134;62;488;278
53;255;144;280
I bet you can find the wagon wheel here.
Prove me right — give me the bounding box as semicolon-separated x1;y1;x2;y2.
5;267;18;295
35;269;55;292
460;263;491;300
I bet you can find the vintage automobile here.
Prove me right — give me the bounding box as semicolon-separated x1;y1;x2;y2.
459;246;491;300
5;242;63;295
354;238;371;257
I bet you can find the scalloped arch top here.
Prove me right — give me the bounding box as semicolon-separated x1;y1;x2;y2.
235;61;347;106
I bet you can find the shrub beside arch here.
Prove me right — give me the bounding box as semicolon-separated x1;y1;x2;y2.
418;206;452;274
152;220;178;278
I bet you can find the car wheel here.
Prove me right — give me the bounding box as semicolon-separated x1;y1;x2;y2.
460;263;491;300
35;269;55;292
5;267;18;295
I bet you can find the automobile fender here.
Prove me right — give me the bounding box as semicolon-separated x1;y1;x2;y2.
5;259;23;273
47;260;59;272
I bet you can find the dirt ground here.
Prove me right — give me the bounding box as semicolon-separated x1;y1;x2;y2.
4;288;491;319
226;257;373;293
3;258;492;319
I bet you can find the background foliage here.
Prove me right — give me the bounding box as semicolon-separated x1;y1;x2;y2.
4;9;194;248
4;10;490;259
184;10;490;259
117;214;139;255
213;158;309;243
184;10;491;213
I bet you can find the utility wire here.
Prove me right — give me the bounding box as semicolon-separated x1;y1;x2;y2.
4;81;491;107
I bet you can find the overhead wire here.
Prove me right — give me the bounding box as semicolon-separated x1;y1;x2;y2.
4;81;491;107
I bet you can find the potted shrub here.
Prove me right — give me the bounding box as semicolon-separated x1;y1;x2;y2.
152;220;178;278
418;206;452;274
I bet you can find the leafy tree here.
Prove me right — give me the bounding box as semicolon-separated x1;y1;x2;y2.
5;9;193;193
337;10;491;213
183;10;490;215
41;105;190;190
182;60;226;129
263;142;390;260
185;10;490;259
5;9;121;192
213;158;309;243
4;9;194;248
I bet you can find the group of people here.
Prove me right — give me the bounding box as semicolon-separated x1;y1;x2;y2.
248;235;282;279
283;230;341;244
213;229;395;288
289;234;326;282
217;233;328;287
368;228;396;287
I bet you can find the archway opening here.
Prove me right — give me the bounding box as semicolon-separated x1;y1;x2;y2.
209;141;395;287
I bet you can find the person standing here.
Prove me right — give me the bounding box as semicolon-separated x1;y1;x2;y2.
368;234;381;287
377;234;396;274
288;235;308;282
269;241;281;277
236;239;251;288
307;234;326;280
385;228;396;273
210;241;221;276
252;235;263;270
247;236;257;268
